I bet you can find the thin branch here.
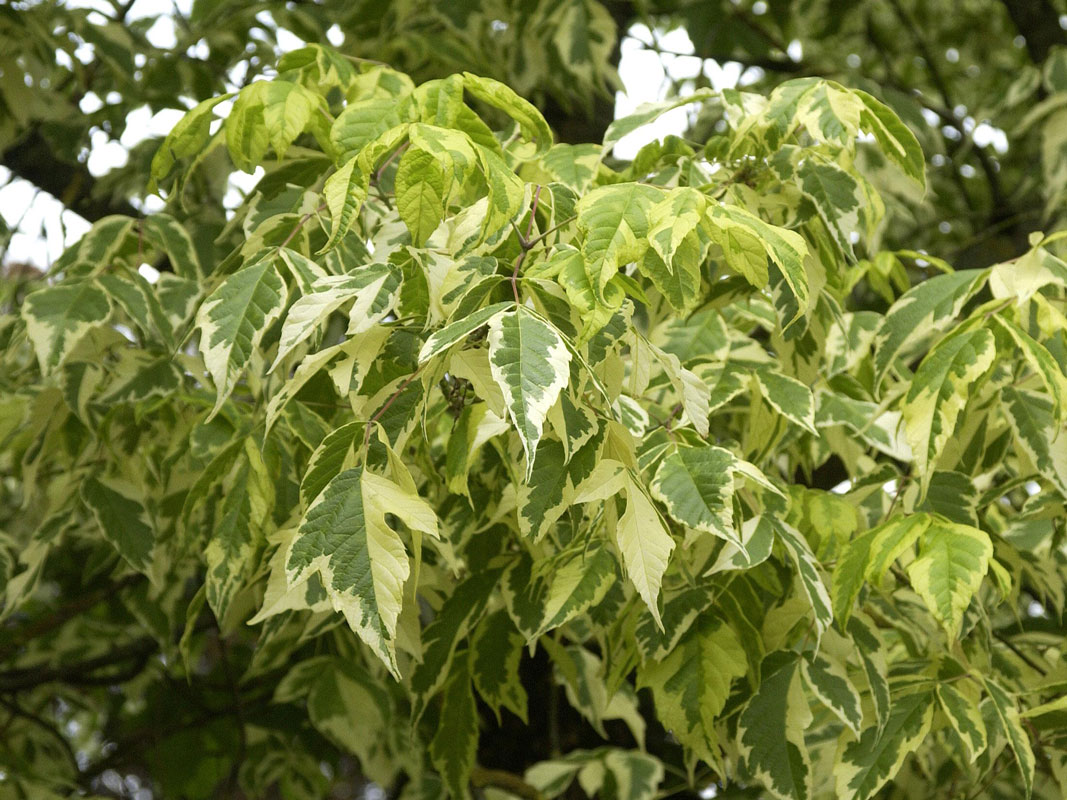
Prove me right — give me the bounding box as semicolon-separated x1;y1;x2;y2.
511;185;543;303
993;630;1048;676
362;368;424;453
374;142;409;187
885;0;1007;210
471;766;545;800
0;697;79;775
525;214;576;249
278;202;327;251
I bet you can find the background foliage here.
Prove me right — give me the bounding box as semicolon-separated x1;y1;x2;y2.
1;2;1067;799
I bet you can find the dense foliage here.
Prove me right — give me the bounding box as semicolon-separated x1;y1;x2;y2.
2;3;1067;800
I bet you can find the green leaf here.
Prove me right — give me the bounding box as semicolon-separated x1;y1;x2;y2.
150;93;233;186
982;678;1035;797
143;213;203;280
937;682;987;763
418;302;512;364
796;158;864;260
639;614;746;766
650;445;740;544
331;97;405;162
205;443;272;627
872;269;988;387
411;567;502;718
801;652;863;734
577;183;663;299
395;146;447;246
856;89;926;190
487;307;572;480
430;655;478;800
22;282;111;374
476;145;525;241
991;313;1067;424
307;660;395;785
847;616;891;732
836;691;934;800
300;421;363;507
706;515;776;574
754;369;817;433
771;519;833;637
81;475;154;572
196;258;287;415
865;513;931;584
1002;387;1067;497
271;266;399;371
471;609;528;723
574;462;675;627
707;204;810;319
601;749;665;800
831;529;877;625
461;72;553;154
226;80;319;171
603;91;715;150
642;337;711;437
906;519;991;639
902;327;996;487
640;187;708;312
320;156;369;252
536;543;617;637
737;651;812;800
286;467;438;676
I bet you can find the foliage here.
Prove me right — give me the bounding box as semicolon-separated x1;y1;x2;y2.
1;3;1067;800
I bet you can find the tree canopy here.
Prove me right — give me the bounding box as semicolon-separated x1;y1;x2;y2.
1;2;1066;799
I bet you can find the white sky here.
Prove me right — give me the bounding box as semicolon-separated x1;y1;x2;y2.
0;7;1007;269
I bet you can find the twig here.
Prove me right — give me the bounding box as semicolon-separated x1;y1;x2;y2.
510;185;543;303
374;142;409;187
362;368;424;453
525;214;576;249
0;697;79;775
993;630;1048;676
278;202;327;251
471;766;545;800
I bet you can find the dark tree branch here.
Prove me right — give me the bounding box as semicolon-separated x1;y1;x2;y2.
471;765;545;800
999;0;1067;63
0;573;145;662
0;637;158;693
0;126;141;225
0;696;79;775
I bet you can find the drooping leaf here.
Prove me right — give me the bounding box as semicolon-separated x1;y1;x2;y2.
22;282;111;374
983;678;1035;798
836;691;935;800
873;270;988;387
286;467;438;676
902;327;995;487
196;257;287;415
639;614;746;766
737;651;812;800
81;475;154;573
905;519;991;639
429;655;478;800
487;307;572;480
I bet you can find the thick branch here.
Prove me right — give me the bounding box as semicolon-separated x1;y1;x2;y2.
0;637;157;692
0;126;140;224
999;0;1067;63
0;573;145;662
471;766;545;800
